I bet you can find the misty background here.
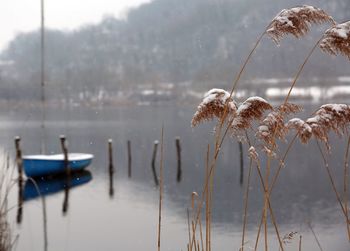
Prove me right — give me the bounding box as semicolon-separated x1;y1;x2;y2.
0;0;349;104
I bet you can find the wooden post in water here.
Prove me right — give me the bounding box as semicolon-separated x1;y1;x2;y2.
108;139;114;197
239;141;244;186
15;138;23;223
62;180;70;215
60;135;70;214
109;172;114;198
151;140;159;186
108;139;114;173
6;153;10;170
127;140;132;178
60;135;70;176
175;137;182;182
15;137;23;183
15;136;23;224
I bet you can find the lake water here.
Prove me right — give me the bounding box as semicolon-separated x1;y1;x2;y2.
1;103;349;251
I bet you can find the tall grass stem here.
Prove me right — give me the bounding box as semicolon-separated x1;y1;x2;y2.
282;37;323;105
241;158;253;251
343;135;350;240
316;141;349;223
157;127;164;251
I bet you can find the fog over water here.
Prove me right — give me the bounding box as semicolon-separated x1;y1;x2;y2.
0;0;350;250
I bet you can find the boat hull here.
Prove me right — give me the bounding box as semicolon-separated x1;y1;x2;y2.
23;153;93;177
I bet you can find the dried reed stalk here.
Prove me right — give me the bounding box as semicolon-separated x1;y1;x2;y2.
187;209;192;251
316;141;350;224
269;134;298;193
244;143;284;251
200;5;334;191
254;159;285;251
264;157;270;251
26;177;48;251
307;222;324;251
191;192;204;251
343;135;350;240
193;151;215;251
254;207;265;251
230;5;333;97
274;8;334;104
229;28;268;98
0;155;18;251
188;124;232;251
191;5;335;250
282;36;323;105
241;158;253;251
191;220;197;251
205;145;210;251
190;145;212;251
201;4;334;163
208;162;214;251
157;127;164;251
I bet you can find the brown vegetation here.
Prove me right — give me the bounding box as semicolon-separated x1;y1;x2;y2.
189;4;350;251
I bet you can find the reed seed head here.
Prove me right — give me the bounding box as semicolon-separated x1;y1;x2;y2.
278;103;302;114
231;96;272;132
282;231;298;244
267;5;335;44
257;103;302;145
319;104;350;130
191;88;236;127
303;104;350;146
320;21;350;59
286;118;312;144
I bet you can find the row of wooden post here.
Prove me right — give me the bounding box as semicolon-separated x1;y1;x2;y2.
14;135;185;218
107;137;183;187
14;136;244;223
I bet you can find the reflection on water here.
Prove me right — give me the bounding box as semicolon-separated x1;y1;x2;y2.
1;104;349;250
23;170;92;201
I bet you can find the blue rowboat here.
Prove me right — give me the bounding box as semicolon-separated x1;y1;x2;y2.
22;153;94;177
23;170;92;201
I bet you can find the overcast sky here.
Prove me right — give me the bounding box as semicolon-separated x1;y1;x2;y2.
0;0;151;51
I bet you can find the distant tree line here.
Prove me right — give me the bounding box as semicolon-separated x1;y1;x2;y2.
0;0;349;101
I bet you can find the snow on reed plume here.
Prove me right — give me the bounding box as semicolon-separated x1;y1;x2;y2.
286;118;312;144
257;103;301;145
288;104;350;146
191;89;236;127
267;5;335;44
231;96;272;132
320;21;350;59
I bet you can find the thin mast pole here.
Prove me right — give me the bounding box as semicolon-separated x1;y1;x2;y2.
40;0;46;154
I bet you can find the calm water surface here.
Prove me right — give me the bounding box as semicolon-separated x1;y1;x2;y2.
1;103;349;251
